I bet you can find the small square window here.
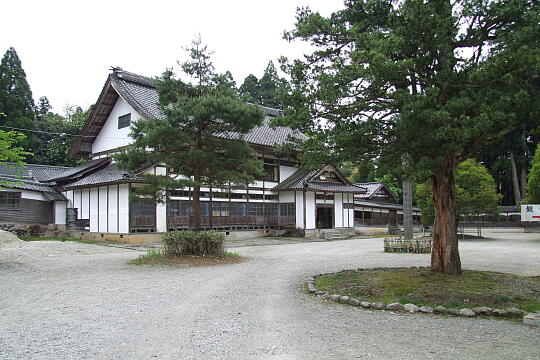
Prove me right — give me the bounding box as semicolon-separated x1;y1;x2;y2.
118;113;131;129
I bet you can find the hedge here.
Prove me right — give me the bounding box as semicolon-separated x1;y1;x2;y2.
162;230;225;257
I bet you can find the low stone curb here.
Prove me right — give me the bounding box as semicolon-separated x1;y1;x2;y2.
305;267;536;326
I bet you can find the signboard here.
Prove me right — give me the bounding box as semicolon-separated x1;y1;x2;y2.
521;205;540;222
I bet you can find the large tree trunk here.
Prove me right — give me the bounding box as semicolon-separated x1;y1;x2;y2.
192;165;202;231
510;150;522;205
431;156;462;275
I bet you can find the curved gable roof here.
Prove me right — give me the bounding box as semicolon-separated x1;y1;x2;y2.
70;68;306;157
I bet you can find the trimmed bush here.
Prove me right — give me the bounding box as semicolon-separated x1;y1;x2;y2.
162;230;225;257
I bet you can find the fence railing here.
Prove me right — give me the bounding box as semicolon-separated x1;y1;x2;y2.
383;236;432;253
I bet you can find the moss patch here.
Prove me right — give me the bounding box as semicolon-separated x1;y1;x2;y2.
128;249;244;267
19;236;103;245
314;267;540;313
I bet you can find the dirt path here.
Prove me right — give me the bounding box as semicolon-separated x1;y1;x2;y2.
0;232;539;359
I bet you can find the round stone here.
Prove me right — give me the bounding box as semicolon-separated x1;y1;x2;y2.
386;303;404;311
403;303;419;313
360;301;371;308
433;306;447;314
459;308;475;317
340;296;350;303
372;302;385;310
419;306;433;314
348;298;360;306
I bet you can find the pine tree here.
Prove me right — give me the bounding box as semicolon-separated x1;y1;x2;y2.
116;38;266;230
0;47;38;157
239;74;260;104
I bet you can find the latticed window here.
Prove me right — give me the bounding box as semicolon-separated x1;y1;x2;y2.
279;203;295;217
118;113;131;129
0;192;21;209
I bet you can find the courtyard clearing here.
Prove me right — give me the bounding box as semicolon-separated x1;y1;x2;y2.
1;229;539;359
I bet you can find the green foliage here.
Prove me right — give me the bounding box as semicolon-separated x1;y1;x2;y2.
115;37;265;229
162;230;225;257
0;47;38;157
280;0;539;177
415;159;501;225
32;105;89;166
0;130;31;164
239;61;288;109
527;144;540;204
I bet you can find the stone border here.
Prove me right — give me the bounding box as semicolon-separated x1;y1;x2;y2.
306;267;536;326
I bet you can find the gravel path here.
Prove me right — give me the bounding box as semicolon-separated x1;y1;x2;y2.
1;230;539;359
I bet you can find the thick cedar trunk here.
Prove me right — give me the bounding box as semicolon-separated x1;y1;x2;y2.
509;150;522;205
431;156;462;275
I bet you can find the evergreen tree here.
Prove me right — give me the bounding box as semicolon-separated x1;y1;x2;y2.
416;159;501;226
239;61;287;109
527;144;540;204
239;74;260;104
0;47;38;156
280;0;539;274
36;96;51;121
116;38;265;230
32;106;89;166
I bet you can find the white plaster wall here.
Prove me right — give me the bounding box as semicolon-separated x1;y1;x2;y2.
73;189;82;219
279;191;294;203
89;187;99;232
279;165;296;182
22;190;47;201
118;184;130;233
98;187;108;232
108;185;118;233
305;192;316;229
81;188;90;219
54;201;67;225
91;97;140;155
295;191;304;229
156;202;167;232
334;194;343;228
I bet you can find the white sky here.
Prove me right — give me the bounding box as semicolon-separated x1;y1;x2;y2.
1;0;344;113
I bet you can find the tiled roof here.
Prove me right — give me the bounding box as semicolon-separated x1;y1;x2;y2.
354;199;421;212
273;167;362;193
44;158;110;182
0;163;71;182
64;163;141;188
110;69;306;147
353;182;397;201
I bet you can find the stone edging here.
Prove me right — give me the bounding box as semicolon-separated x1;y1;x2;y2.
306;267;534;324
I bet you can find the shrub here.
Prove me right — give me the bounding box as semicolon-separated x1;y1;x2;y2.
162;230;225;257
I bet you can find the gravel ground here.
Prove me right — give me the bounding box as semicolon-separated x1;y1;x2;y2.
0;229;539;359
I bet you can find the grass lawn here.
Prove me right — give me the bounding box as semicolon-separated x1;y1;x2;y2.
314;267;540;313
129;249;244;267
19;236;103;245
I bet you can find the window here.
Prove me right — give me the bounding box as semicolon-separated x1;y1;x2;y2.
248;193;264;200
131;199;155;216
0;192;21;210
316;193;334;200
264;194;279;201
280;203;295;217
169;190;189;197
118;113;131;129
230;192;247;199
257;158;279;182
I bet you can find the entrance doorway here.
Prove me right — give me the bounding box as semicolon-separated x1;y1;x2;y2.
316;207;334;229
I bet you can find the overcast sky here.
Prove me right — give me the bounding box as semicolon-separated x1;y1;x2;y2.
1;0;344;113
